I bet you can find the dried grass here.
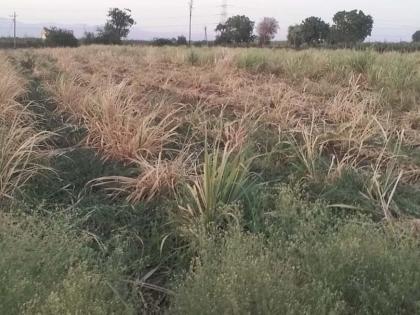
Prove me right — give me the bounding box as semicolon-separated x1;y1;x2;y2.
90;151;193;203
0;117;51;200
0;53;31;123
38;46;420;208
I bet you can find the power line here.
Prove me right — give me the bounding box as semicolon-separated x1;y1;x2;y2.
140;22;218;29
140;14;221;21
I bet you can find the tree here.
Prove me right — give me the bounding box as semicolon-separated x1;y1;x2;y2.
257;17;279;46
43;27;78;47
413;31;420;42
96;26;122;44
152;38;176;46
97;8;135;44
301;17;330;45
82;31;97;45
177;35;188;45
215;15;255;45
330;10;373;45
287;24;304;48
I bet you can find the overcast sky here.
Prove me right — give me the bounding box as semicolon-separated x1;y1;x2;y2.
1;0;419;41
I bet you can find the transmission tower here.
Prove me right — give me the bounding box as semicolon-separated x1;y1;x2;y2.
220;0;228;23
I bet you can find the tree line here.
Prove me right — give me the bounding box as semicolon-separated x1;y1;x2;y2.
41;8;420;48
287;10;373;47
43;8;135;47
216;10;374;47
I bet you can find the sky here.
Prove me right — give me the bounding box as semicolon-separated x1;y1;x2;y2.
0;0;419;41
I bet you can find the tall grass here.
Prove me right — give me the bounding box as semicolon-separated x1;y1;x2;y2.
49;77;181;161
90;152;192;203
203;48;420;108
0;54;26;104
177;138;256;229
85;83;180;161
49;74;87;120
362;131;405;220
5;45;420;314
0;54;51;202
0;114;51;201
289;114;325;180
0;53;31;123
44;46;420;215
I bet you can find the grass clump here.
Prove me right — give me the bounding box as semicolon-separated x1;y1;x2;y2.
0;53;27;106
0;55;51;203
176;139;256;237
0;116;51;202
91;152;192;204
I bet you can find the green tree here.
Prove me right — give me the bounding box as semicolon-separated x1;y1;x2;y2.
96;27;122;45
215;15;255;45
98;8;135;44
330;10;373;45
81;31;97;45
152;38;176;46
413;31;420;42
43;27;79;47
177;35;188;45
287;24;304;48
301;17;330;45
257;17;279;46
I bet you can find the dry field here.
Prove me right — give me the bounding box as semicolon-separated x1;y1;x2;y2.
2;46;420;313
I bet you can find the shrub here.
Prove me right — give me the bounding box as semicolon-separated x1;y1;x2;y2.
0;213;131;314
95;28;123;45
152;38;176;46
81;30;122;45
81;31;97;45
43;27;79;47
0;37;44;49
177;35;188;46
171;229;345;314
171;187;420;314
412;30;420;43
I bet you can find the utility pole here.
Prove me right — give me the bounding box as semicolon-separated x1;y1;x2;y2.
188;0;193;46
10;12;17;49
204;26;208;45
